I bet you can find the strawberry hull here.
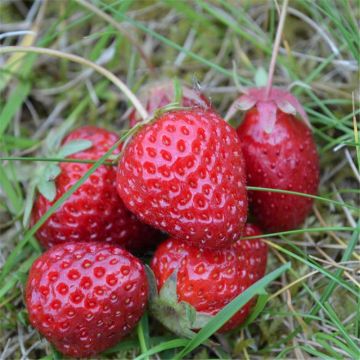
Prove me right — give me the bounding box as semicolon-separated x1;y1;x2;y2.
128;80;212;127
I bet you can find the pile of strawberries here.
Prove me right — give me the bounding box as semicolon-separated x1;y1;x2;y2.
25;80;319;357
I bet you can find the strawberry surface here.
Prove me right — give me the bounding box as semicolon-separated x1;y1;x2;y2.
31;126;162;251
150;223;268;333
117;108;248;249
237;107;319;232
129;80;211;127
25;242;148;357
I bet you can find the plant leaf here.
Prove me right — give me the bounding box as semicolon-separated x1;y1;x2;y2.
236;95;256;111
254;67;268;87
276;100;297;115
43;164;61;181
37;179;57;202
179;301;197;328
148;269;197;339
145;265;158;300
159;269;178;303
58;139;93;157
239;292;269;328
23;181;36;227
192;311;214;329
173;77;182;104
36;164;61;202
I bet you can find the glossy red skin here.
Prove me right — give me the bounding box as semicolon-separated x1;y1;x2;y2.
26;242;148;357
117;109;248;249
151;224;268;332
129;81;212;127
31;126;162;251
237;108;319;232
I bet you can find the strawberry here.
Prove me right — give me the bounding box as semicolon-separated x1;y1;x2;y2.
235;87;320;232
149;223;268;335
128;80;211;127
31;126;163;251
25;242;148;357
117;108;248;249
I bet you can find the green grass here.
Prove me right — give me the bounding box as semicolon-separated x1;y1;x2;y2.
0;0;359;359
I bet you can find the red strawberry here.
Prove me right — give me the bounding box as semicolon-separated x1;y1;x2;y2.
149;223;268;335
128;80;211;127
25;242;148;357
235;87;320;232
117;108;248;249
31;126;163;251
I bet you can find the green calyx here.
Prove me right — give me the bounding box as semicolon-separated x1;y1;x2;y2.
23;131;93;227
145;266;214;339
35;139;93;202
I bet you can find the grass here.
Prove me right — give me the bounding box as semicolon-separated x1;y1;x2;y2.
0;0;359;359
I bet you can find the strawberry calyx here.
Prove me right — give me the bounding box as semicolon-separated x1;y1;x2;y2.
37;139;93;201
146;266;213;339
127;79;211;126
227;86;310;133
23;138;93;227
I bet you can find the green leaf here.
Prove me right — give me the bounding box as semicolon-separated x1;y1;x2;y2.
58;139;93;158
36;164;61;201
43;164;61;182
173;78;182;104
192;311;214;329
0;253;38;300
239;292;269;328
38;179;56;202
104;339;139;355
149;270;197;339
134;339;189;360
23;181;36;227
159;269;178;303
0;163;23;214
45;117;81;152
0;81;31;137
145;265;158;299
254;67;268;87
137;312;150;360
301;345;335;360
179;301;197;327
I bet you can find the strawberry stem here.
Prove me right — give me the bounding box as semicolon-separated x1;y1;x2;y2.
265;0;289;99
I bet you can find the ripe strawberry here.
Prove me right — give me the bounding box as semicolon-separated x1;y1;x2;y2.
25;242;148;357
117;108;248;249
128;80;211;127
149;223;268;334
235;87;320;232
31;126;163;251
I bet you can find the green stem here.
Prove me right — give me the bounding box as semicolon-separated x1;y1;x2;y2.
247;186;358;211
242;226;355;240
0;46;148;120
0;156;115;166
265;0;289;98
137;316;149;360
